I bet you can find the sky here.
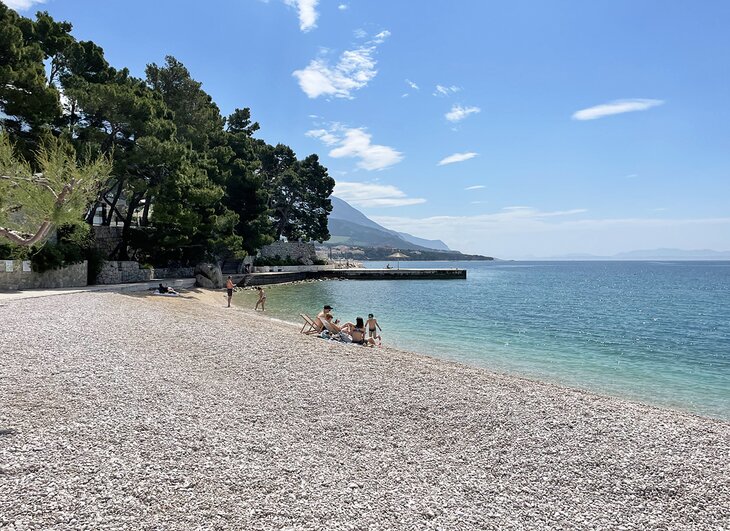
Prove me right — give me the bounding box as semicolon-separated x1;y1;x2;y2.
7;0;730;258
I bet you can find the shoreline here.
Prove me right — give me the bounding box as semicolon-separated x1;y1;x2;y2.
230;286;729;422
1;289;728;528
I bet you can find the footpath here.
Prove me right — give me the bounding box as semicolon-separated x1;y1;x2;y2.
0;277;197;302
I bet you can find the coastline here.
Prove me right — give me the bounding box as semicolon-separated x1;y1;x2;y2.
1;289;728;528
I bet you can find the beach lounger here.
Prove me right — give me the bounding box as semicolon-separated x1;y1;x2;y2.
300;313;322;335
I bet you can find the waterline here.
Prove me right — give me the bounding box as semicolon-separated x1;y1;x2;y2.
236;260;730;419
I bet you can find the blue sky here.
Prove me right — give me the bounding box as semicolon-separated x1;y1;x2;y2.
8;0;730;258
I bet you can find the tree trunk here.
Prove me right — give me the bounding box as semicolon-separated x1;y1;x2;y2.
112;192;142;260
141;193;152;226
0;221;52;247
104;183;124;225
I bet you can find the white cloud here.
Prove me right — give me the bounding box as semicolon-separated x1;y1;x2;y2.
465;185;485;190
406;79;419;90
338;3;348;10
293;31;390;99
572;99;664;121
445;104;481;123
433;85;461;97
307;125;403;170
353;28;368;39
438;152;478;166
4;0;46;8
373;30;391;43
284;0;319;32
334;182;426;208
305;128;339;146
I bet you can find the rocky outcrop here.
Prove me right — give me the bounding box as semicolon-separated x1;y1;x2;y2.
195;263;223;289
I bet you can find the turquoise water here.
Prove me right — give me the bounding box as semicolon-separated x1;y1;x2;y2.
236;261;730;420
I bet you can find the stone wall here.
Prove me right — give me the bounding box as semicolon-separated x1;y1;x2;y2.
95;261;153;284
95;261;195;284
251;265;334;273
92;226;124;256
154;267;195;279
0;260;88;290
258;242;317;265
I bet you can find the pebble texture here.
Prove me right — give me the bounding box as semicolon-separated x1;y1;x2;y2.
0;292;728;530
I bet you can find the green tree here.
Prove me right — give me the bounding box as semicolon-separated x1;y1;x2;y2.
258;143;334;241
142;57;246;262
0;132;111;246
0;5;61;137
218;108;272;254
145;56;224;152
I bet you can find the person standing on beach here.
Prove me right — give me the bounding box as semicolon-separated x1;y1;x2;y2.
254;287;266;311
366;313;382;343
226;276;235;308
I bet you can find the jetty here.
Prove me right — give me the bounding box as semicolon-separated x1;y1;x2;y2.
233;268;466;286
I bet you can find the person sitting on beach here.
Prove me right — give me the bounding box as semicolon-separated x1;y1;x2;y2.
315;304;334;331
254;286;266;311
366;313;382;343
350;317;376;346
321;313;346;334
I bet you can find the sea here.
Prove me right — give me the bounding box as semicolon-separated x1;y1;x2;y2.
236;261;730;420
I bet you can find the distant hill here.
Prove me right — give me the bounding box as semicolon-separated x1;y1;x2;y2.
395;231;450;251
524;248;730;260
327;196;450;251
613;248;730;260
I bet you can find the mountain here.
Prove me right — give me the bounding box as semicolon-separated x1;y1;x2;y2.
395;231;450;251
327;196;450;251
520;248;730;260
612;248;730;260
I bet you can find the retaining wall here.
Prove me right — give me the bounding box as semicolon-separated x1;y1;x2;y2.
92;226;124;256
0;260;88;290
258;242;317;265
95;261;195;284
251;265;335;273
96;261;152;284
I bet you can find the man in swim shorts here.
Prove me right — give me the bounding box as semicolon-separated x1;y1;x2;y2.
315;305;335;331
226;276;235;307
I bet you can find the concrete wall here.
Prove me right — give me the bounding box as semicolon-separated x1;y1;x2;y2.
258;241;317;265
0;260;88;290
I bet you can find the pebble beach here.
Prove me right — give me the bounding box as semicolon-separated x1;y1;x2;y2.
1;290;728;530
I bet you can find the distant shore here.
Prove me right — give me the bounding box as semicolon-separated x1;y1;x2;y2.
1;289;728;529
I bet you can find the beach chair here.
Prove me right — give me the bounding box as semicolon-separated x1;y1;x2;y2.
300;313;322;335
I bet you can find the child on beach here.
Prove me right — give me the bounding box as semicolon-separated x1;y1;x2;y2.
366;314;382;344
254;287;266;311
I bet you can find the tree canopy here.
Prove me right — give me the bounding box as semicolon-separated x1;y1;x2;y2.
0;6;335;265
0;132;111;246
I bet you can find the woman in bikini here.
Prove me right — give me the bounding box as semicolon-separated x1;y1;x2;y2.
349;317;376;346
254;287;266;311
